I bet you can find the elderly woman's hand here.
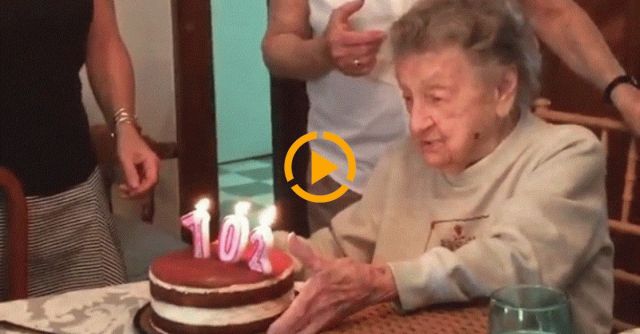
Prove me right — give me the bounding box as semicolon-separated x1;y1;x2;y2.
267;234;397;334
323;0;386;77
115;124;160;198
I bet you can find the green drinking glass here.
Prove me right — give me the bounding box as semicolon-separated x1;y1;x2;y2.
489;284;573;334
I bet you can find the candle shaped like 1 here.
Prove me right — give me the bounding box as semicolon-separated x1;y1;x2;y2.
248;205;275;274
180;198;211;258
195;199;211;258
218;201;251;263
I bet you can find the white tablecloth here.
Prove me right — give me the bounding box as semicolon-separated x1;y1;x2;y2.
0;281;149;334
0;281;489;334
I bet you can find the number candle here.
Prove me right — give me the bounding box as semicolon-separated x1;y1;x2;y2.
180;198;212;258
218;201;251;263
195;198;211;258
248;205;276;274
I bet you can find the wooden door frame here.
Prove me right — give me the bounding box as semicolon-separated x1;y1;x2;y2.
172;0;219;230
270;78;310;237
171;1;311;237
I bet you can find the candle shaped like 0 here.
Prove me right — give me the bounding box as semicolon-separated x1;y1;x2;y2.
218;201;251;263
248;205;275;274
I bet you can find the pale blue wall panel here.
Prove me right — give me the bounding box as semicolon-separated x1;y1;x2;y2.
213;0;272;163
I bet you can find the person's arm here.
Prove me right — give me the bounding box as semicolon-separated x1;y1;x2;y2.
262;0;330;80
262;0;386;80
85;0;159;197
521;0;622;89
388;127;610;310
520;0;640;134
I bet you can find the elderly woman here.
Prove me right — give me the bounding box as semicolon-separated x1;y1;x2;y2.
268;0;613;333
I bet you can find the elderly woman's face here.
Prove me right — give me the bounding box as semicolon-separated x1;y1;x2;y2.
396;46;515;173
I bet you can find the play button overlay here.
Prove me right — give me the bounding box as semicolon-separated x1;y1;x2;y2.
310;150;338;185
284;131;356;203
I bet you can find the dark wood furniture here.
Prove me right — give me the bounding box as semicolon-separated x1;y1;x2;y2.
172;0;219;238
0;167;28;301
270;78;310;236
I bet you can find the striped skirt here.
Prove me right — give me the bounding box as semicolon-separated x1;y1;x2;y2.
0;168;126;298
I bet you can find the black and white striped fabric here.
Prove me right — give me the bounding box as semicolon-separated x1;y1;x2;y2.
0;168;126;298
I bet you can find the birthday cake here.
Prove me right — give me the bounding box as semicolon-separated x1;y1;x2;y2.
148;245;294;334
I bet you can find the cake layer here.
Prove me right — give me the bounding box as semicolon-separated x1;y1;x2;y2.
150;246;293;288
150;289;293;328
149;268;294;308
150;311;281;334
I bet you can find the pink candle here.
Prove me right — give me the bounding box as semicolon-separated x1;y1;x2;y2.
247;205;275;274
181;198;211;258
218;201;251;263
195;199;211;258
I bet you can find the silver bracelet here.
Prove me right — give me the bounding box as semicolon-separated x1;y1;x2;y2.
111;107;141;137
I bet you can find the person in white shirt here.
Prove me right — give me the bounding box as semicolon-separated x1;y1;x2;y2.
268;1;613;333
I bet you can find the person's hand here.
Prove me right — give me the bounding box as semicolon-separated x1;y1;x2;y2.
611;84;640;136
115;123;160;198
267;234;397;334
323;0;386;77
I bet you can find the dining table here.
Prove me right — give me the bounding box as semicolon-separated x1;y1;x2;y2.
0;281;488;334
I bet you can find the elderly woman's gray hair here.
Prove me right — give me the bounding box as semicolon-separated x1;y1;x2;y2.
391;0;541;112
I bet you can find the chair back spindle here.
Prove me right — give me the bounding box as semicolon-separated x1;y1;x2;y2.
622;140;637;223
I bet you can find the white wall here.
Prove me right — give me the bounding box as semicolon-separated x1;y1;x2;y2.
81;0;180;238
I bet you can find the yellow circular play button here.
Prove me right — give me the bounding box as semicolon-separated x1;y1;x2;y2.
284;131;356;203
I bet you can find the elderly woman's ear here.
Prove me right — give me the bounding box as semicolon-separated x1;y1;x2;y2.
494;66;519;118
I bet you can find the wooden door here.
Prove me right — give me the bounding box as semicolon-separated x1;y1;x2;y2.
172;0;219;236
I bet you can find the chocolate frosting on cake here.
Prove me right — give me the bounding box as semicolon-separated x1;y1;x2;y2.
150;246;293;288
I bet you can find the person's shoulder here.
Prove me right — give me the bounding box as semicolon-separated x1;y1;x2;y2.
534;117;602;151
529;114;605;164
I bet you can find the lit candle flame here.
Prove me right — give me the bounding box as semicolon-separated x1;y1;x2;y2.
259;205;276;227
195;198;211;211
234;201;251;216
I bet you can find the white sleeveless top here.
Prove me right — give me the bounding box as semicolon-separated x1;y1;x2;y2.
307;0;415;193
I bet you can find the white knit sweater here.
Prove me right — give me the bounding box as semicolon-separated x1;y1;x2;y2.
306;110;613;334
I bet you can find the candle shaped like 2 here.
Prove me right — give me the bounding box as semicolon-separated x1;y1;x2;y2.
248;205;276;274
218;201;251;263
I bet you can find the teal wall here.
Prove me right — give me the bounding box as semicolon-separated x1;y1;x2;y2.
212;0;272;163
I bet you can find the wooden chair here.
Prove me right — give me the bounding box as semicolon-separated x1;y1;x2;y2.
0;167;29;301
89;124;178;222
533;98;640;332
